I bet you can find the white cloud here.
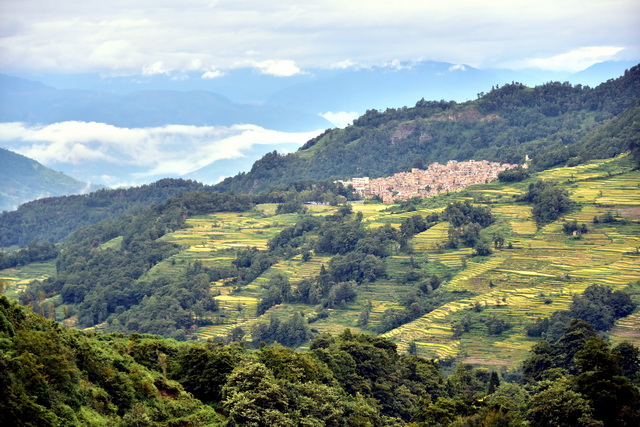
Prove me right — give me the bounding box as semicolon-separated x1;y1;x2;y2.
254;59;304;77
0;1;637;74
0;121;323;185
331;59;358;69
201;69;224;79
448;64;467;72
507;46;627;72
384;60;412;71
142;61;172;75
320;111;360;128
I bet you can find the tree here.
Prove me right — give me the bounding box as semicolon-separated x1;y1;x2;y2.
521;180;571;226
222;362;289;426
527;379;601;427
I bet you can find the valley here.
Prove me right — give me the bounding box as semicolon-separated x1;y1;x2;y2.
6;154;637;369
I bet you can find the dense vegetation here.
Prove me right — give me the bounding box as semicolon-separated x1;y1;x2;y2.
0;178;352;247
0;178;207;247
215;65;640;193
16;185;357;338
2;295;639;426
0;241;58;270
2;63;640;426
525;283;636;341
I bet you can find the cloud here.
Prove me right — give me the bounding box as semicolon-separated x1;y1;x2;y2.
254;59;304;77
448;64;466;72
507;46;627;72
201;69;224;79
142;61;172;75
0;121;323;185
320;111;360;128
1;1;636;74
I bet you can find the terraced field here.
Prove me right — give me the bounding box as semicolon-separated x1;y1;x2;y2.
169;157;640;367
378;156;640;363
0;261;56;298
3;156;638;370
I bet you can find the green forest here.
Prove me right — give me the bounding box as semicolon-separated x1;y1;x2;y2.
1;65;640;425
2;295;639;426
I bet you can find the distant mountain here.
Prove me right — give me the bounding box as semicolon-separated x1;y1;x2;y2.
0;74;331;132
265;62;498;114
0;147;100;212
11;60;636;110
572;60;640;87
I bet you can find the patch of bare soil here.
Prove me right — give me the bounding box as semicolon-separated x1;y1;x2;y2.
618;207;640;219
611;328;640;337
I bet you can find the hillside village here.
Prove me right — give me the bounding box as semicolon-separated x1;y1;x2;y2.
338;159;520;202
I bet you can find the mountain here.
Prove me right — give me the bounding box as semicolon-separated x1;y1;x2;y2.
265;62;498;114
215;64;640;194
0;147;100;212
0;178;213;246
3;61;636;189
0;74;331;132
12;60;636;110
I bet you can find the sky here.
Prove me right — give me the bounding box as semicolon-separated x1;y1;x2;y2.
1;0;638;188
1;0;638;76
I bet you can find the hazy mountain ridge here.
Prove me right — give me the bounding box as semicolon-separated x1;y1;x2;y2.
0;74;331;132
9;60;637;106
0;147;100;212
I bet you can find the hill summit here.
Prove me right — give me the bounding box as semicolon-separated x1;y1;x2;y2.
0;147;99;212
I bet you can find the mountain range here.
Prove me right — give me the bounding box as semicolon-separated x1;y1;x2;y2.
0;60;638;207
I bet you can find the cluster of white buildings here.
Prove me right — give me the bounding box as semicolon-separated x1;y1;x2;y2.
338;160;520;203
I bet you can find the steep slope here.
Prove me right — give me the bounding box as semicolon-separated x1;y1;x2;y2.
0;296;222;426
0;178;210;246
215;64;640;194
0;147;98;212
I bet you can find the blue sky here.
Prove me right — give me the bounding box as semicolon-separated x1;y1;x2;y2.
1;0;638;76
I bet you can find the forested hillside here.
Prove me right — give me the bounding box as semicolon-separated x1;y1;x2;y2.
0;147;100;212
2;295;638;426
216;64;640;194
0;178;208;247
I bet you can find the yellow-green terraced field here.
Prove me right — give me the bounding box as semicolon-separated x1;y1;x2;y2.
535;155;631;181
189;164;638;367
412;222;450;251
17;155;630;370
428;248;474;267
0;261;57;298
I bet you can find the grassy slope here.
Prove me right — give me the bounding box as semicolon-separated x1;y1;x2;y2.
3;155;639;368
